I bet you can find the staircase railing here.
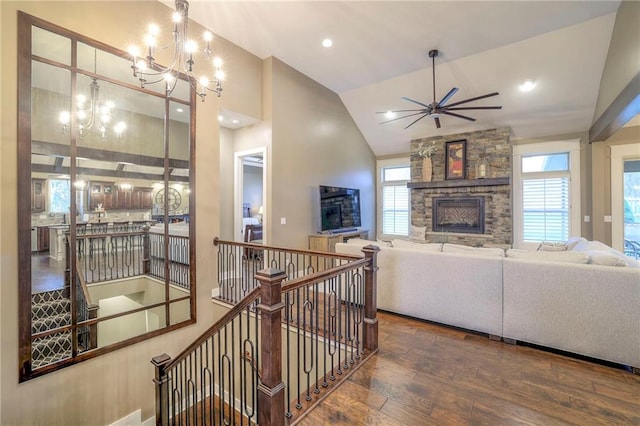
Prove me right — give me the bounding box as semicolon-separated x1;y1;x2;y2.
152;239;379;425
74;260;99;352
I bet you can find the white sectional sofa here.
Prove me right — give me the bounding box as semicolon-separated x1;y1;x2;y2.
335;238;640;370
336;240;505;337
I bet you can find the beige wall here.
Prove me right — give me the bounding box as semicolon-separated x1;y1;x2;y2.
268;58;376;249
592;0;640;123
590;0;640;244
0;1;261;424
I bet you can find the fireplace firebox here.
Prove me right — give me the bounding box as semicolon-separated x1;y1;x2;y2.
433;197;485;234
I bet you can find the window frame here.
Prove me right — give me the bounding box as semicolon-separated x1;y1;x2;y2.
376;158;410;240
513;140;581;250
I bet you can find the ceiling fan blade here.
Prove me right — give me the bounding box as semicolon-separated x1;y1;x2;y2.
444;92;499;108
376;109;428;114
401;96;432;109
434;116;441;129
437;88;458;107
440;110;476;122
404;113;430;129
445;106;502;111
379;111;429;125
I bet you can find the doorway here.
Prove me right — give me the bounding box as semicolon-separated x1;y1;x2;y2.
611;143;640;256
234;147;267;244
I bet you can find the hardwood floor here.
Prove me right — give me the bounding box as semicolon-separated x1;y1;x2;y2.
300;311;640;426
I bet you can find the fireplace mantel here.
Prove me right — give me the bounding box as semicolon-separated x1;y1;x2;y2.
407;177;510;190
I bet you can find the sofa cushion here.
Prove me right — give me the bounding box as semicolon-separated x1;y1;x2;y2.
442;243;505;257
392;239;442;251
506;249;589;264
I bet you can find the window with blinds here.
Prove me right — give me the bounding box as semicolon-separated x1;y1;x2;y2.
381;166;410;236
522;177;569;242
521;152;571;243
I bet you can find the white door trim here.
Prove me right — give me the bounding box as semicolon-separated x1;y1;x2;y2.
234;147;267;243
611;143;640;251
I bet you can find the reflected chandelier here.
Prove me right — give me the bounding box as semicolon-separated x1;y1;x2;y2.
59;51;126;140
128;0;225;101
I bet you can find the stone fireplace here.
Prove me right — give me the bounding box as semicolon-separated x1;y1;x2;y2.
433;197;485;234
409;127;512;247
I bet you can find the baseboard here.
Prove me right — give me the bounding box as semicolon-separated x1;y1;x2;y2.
108;409;141;426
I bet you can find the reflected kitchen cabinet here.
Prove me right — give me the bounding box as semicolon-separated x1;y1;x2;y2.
89;181;114;210
138;188;153;209
115;187;153;210
31;178;46;212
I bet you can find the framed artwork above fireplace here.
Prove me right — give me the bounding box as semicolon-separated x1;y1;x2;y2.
445;140;467;180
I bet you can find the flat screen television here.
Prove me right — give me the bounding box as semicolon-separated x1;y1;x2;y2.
319;185;361;232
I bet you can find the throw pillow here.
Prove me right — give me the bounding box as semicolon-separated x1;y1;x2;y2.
376;239;393;247
584;250;627;267
409;225;426;242
537;241;568;252
566;236;586;250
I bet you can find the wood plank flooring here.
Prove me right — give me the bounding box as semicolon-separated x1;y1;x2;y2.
299;311;640;426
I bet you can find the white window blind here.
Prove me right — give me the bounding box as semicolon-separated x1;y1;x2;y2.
382;185;409;235
522;177;569;242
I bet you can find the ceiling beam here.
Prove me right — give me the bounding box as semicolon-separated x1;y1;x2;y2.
589;71;640;143
31;140;190;169
31;164;189;183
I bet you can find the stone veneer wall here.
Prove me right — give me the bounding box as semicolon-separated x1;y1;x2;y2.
410;127;512;247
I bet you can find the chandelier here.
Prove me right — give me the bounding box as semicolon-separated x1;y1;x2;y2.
128;0;225;101
59;51;126;140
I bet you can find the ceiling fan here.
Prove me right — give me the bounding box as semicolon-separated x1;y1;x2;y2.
378;49;502;129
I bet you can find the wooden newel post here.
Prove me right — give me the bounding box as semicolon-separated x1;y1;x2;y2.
256;268;287;426
152;353;172;426
362;245;380;352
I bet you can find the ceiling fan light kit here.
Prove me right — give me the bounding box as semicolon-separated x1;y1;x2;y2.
378;49;502;129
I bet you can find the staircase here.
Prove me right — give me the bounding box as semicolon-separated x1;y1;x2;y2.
31;289;72;369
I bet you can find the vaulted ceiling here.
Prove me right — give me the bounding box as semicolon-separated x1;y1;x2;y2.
178;1;622;156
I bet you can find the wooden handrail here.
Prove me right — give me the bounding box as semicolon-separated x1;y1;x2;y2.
75;258;96;309
281;257;368;293
164;286;262;372
213;237;362;261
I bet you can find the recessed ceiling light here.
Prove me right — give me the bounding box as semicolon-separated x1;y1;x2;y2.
218;115;223;121
322;38;333;48
232;119;239;124
385;110;396;119
519;80;536;92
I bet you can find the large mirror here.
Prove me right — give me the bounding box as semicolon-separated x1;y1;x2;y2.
18;13;196;381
